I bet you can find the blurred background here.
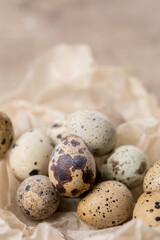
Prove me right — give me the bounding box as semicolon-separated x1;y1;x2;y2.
0;0;160;101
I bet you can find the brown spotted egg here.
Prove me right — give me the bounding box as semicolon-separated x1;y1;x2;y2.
17;175;60;220
77;181;133;228
48;134;96;197
133;191;160;227
0;112;14;158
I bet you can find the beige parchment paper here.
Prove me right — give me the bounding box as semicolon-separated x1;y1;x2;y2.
0;44;160;240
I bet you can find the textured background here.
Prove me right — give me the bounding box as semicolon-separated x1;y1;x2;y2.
0;0;160;101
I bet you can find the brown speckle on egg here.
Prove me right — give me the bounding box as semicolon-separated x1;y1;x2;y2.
78;148;84;154
155;201;160;209
71;140;80;147
25;185;31;191
12;143;18;148
57;134;62;139
29;169;39;176
111;160;119;174
71;189;80;195
135;162;147;175
52;124;62;128
47;120;68;145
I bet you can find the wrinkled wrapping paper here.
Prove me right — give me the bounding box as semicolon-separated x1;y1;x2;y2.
1;44;160;239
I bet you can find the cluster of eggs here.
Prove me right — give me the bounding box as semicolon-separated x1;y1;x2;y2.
0;110;159;228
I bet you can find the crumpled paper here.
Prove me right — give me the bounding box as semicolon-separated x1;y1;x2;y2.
0;44;160;239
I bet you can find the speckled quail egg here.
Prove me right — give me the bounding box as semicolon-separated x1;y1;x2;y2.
47;120;68;145
17;175;60;220
77;180;133;228
101;145;148;189
67;110;116;157
48;134;96;197
143;161;160;192
0;112;14;158
133;191;160;227
9;128;54;180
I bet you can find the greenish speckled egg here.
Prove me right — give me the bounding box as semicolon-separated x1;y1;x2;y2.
101;145;148;189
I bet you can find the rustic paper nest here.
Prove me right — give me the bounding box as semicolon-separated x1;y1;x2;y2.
0;44;160;240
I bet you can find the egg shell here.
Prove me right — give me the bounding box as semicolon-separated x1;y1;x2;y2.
9;129;54;180
101;145;148;189
133;191;160;227
17;175;60;220
67;110;116;157
143;161;160;192
47;120;68;145
77;181;133;228
0;112;14;158
48;134;96;197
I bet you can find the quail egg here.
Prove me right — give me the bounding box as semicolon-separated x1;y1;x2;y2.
77;181;133;228
48;134;96;197
17;175;60;220
67;110;116;157
9;128;54;180
47;120;68;145
101;145;148;189
133;191;160;227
